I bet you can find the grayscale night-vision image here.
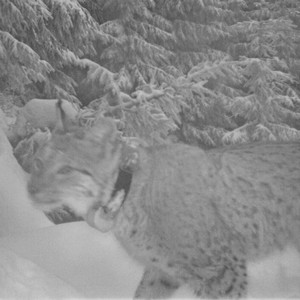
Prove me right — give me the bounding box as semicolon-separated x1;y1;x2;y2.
1;0;300;298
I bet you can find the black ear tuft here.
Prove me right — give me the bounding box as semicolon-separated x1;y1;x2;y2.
56;99;65;118
56;99;67;132
54;99;76;133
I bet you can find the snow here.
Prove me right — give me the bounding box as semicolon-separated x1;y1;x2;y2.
0;128;51;236
0;223;144;298
0;125;300;299
0;246;82;298
247;246;300;298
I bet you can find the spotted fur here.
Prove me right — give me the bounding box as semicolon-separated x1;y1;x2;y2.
28;116;300;298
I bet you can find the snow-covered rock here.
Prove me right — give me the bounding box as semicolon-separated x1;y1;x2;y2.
12;98;79;138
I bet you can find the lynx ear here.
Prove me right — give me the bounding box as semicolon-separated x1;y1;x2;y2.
54;99;72;133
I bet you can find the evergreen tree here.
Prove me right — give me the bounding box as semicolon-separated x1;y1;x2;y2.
2;0;300;148
0;0;98;102
224;57;300;143
156;0;231;72
220;0;300;143
79;0;185;143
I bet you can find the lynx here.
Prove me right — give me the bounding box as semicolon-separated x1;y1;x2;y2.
28;109;300;298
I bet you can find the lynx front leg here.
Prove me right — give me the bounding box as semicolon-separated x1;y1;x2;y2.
134;267;180;299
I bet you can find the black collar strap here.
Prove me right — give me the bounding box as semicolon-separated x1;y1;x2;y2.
85;162;133;231
111;167;133;201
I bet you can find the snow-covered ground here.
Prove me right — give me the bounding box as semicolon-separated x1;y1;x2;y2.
0;125;300;299
0;246;82;298
0;126;51;235
0;223;144;298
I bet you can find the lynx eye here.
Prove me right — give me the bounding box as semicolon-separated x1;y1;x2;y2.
57;166;73;175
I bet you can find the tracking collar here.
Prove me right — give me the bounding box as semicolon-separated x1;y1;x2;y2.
111;167;133;203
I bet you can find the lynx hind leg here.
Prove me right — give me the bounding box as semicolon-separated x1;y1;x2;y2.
195;257;247;299
134;267;180;299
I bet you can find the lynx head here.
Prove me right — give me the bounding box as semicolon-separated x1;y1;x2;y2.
28;101;139;218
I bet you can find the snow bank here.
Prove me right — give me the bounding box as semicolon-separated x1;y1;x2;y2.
0;127;51;236
0;246;82;298
0;222;144;298
248;246;300;298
